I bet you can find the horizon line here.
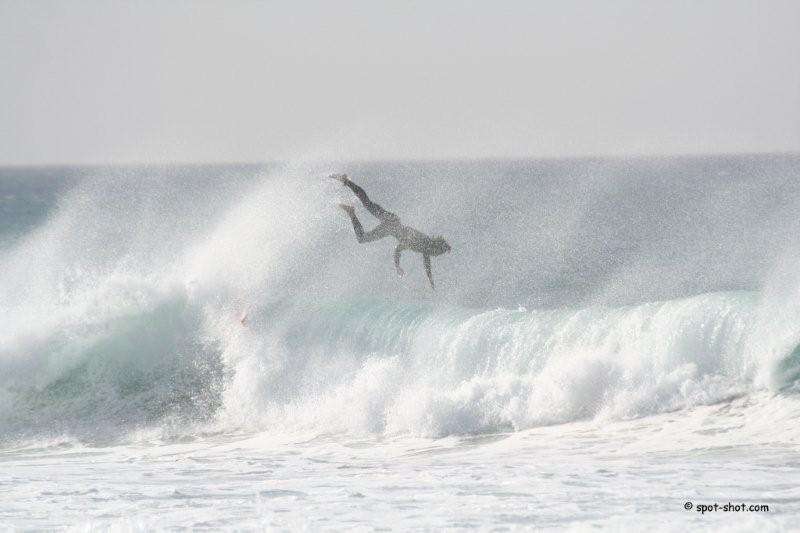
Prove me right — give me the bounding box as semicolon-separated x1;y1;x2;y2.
1;149;799;170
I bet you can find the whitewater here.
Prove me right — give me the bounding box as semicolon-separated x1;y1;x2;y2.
1;155;800;530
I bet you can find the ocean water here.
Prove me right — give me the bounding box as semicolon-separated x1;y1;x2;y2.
1;155;800;531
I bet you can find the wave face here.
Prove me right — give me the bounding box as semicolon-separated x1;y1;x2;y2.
218;291;760;438
1;156;800;444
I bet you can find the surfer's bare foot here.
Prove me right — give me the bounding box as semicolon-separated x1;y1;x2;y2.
338;203;354;213
330;173;349;184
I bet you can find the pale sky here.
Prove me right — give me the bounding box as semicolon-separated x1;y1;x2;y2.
1;0;799;165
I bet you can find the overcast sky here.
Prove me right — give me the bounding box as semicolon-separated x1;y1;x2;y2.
1;0;799;165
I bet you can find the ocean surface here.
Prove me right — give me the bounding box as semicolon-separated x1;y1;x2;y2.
2;155;800;531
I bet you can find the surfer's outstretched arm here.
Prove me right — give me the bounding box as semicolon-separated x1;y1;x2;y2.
394;243;407;276
331;174;398;223
423;254;434;289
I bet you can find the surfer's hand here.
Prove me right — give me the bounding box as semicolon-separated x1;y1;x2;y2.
396;267;405;277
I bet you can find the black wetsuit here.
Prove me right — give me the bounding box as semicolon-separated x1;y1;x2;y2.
341;179;441;288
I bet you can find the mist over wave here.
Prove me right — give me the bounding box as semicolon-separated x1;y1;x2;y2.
2;155;800;445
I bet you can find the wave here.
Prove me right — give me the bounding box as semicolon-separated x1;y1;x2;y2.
2;158;800;445
1;278;794;444
214;289;791;437
0;280;224;444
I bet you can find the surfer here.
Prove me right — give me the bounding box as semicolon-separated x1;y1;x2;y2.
331;174;451;289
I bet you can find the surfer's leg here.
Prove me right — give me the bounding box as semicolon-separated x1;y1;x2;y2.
340;204;392;243
360;224;393;243
340;178;399;224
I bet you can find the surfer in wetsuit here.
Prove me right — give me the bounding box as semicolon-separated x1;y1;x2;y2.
331;174;451;289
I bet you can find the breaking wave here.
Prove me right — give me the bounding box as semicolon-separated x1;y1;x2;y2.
2;157;800;445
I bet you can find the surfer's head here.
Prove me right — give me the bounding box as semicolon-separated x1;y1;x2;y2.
427;236;451;256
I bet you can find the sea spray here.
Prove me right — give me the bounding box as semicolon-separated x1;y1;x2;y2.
2;156;800;445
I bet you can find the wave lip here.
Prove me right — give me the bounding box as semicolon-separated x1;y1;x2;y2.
0;282;225;446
